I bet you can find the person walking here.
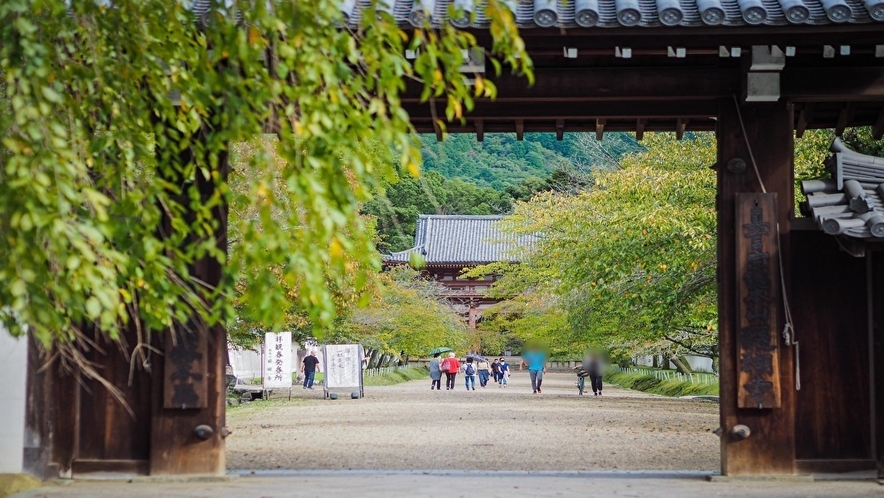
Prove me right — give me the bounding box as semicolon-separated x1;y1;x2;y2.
587;353;604;396
463;357;478;390
497;357;509;388
491;358;501;384
520;345;548;394
301;350;321;390
442;352;460;390
476;357;491;387
429;353;443;391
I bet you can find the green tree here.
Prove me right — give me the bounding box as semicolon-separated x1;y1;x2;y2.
363;170;514;253
346;266;468;359
475;130;842;364
470;134;718;361
0;0;530;371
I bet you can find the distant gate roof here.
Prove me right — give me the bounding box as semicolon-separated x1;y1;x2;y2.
340;0;883;30
385;215;533;265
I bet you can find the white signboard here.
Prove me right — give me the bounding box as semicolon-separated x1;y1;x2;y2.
323;344;362;389
263;332;292;389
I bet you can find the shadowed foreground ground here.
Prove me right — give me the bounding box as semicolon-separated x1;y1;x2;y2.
16;374;883;497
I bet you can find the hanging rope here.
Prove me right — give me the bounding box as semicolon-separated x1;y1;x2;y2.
732;95;801;391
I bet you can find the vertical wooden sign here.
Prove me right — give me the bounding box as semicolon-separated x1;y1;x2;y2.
735;193;781;409
163;327;209;409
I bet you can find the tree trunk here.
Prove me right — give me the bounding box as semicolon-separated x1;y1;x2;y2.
672;355;693;374
368;350;382;369
652;355;659;368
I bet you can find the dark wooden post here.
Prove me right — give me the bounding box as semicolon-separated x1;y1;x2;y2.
873;253;884;478
717;100;796;475
148;128;229;475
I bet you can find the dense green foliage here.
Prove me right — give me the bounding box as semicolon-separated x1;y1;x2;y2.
421;132;641;190
345;266;469;358
467;130;849;364
0;0;530;364
470;134;719;359
363;170;515;253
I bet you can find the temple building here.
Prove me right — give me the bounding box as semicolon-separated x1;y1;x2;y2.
384;214;533;328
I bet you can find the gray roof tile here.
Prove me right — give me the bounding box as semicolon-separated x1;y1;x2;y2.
800;139;884;239
385;214;533;264
338;0;883;29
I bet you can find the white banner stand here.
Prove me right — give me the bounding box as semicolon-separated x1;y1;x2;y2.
263;332;293;399
322;344;364;399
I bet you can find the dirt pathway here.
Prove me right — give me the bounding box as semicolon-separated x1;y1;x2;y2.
226;371;719;471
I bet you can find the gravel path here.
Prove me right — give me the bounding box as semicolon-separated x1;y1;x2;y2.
226;371;719;472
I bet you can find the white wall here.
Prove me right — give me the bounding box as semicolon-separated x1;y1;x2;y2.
229;347;263;379
0;329;28;473
228;342;325;381
634;354;715;373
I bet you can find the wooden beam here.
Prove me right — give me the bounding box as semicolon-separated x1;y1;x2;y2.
782;67;884;102
515;120;524;141
412;119;716;135
403;66;884;105
404;67;739;103
873;107;884;140
556;119;564;141
596;118;606;141
795;103;814;138
835;103;854;137
636;118;647;141
405;100;718;121
475;120;484;142
676;118;688;140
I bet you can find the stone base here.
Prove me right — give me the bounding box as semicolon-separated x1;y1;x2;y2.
706;474;814;483
129;474;237;484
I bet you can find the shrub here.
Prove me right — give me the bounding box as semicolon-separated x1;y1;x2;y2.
605;370;718;397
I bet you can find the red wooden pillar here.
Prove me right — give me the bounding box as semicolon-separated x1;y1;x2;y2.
717;100;796;475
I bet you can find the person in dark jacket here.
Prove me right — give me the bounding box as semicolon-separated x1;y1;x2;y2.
585;353;604;396
491;358;501;383
429;353;443;390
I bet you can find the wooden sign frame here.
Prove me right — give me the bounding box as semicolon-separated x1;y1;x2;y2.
163;327;209;410
735;192;782;409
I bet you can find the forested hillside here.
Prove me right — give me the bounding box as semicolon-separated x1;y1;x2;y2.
364;132;643;252
420;132;642;189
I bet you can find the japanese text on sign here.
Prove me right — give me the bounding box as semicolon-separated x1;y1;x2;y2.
264;332;293;389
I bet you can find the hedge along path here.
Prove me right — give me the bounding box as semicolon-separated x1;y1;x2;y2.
605;370;720;397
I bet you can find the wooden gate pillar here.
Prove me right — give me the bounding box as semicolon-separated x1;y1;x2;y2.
148;131;229;476
717;100;796;475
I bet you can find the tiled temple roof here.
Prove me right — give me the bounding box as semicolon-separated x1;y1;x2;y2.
800;139;884;239
334;0;884;29
385;215;533;264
